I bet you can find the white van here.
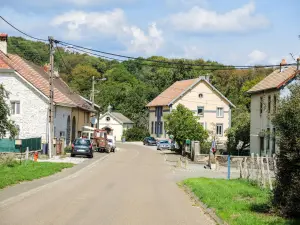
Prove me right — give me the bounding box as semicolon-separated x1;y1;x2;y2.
107;135;116;152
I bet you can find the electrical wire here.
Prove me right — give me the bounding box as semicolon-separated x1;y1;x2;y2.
54;43;73;72
0;16;48;42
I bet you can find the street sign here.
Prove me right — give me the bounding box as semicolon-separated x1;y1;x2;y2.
237;141;244;150
90;117;97;125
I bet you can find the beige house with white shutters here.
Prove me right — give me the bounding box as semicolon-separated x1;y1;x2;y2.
146;76;235;149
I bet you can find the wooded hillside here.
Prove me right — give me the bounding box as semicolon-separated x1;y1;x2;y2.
7;36;274;150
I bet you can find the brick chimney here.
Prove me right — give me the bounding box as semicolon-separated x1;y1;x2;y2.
280;59;287;72
0;33;8;54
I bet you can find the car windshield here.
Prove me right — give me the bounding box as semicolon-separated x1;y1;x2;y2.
74;139;91;145
108;139;112;142
160;140;169;144
148;137;155;141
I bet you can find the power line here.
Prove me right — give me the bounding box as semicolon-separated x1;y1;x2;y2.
54;43;73;72
0;16;48;42
1;15;297;70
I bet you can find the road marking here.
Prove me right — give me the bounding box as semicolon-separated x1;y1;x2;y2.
0;154;111;209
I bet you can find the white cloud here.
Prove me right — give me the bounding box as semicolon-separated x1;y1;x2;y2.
167;2;270;33
63;0;135;5
51;9;164;55
248;50;267;64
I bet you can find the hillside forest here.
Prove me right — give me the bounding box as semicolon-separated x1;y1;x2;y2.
7;37;275;152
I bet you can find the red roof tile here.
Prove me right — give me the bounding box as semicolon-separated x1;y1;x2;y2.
0;50;93;111
0;58;10;69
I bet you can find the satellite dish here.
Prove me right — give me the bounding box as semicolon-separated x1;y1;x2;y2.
90;117;97;125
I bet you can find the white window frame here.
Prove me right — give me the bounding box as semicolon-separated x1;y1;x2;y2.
216;123;223;136
11;101;20;115
216;107;224;118
197;106;204;117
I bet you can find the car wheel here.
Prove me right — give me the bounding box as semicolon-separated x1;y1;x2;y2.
89;154;93;158
71;154;75;157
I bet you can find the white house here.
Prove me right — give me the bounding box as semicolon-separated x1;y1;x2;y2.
146;76;235;149
98;105;134;141
247;59;300;156
0;33;94;145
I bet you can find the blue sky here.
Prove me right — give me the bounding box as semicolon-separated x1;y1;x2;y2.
0;0;299;65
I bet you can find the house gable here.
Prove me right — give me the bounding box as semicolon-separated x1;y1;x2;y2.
98;112;123;126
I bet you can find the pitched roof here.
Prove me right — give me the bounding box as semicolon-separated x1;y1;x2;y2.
146;78;235;108
100;112;134;124
111;112;134;124
0;50;93;111
247;66;298;94
0;58;10;69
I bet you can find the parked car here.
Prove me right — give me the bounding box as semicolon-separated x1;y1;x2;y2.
157;140;171;150
143;137;157;146
71;138;93;158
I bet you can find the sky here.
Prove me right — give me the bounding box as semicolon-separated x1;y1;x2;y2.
0;0;299;65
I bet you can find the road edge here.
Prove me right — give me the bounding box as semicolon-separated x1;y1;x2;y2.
180;184;225;225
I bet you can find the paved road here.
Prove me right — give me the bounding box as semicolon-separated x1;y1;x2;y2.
0;144;213;225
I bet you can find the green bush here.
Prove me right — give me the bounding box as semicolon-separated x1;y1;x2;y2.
0;153;17;167
64;146;72;153
272;84;300;218
124;127;150;141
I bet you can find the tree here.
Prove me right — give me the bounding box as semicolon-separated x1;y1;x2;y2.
164;104;208;151
0;85;18;138
124;127;150;141
226;107;250;154
272;84;300;218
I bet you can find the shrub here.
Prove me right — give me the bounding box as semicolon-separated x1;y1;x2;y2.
0;153;17;167
124;127;150;141
272;84;300;218
64;146;72;153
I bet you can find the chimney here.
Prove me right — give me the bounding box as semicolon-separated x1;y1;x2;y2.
280;59;287;72
0;33;8;54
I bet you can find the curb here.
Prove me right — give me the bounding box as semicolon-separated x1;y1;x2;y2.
181;185;225;225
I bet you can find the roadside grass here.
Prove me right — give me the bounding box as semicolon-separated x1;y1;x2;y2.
0;161;73;189
182;178;300;225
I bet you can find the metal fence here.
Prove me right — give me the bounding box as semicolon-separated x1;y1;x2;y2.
0;137;42;153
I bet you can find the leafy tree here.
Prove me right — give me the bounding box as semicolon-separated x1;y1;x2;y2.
164;104;208;151
272;84;300;218
124;127;150;141
0;85;18;138
69;64;101;98
226;107;250;154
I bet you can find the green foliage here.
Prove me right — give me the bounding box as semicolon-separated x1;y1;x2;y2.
0;161;73;189
183;178;299;225
226;106;250;154
64;146;72;153
0;85;19;138
272;84;300;218
164;104;208;150
0;153;17;167
124;127;150;141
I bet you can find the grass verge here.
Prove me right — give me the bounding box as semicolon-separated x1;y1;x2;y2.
0;161;73;189
183;178;299;225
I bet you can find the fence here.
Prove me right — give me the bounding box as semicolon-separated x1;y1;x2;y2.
0;137;42;153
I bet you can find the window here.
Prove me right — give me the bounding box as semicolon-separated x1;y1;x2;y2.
260;97;263;115
106;117;110;122
268;96;271;114
60;131;65;137
260;137;264;156
54;127;56;137
272;128;276;154
216;124;223;136
11;101;20;115
151;121;154;134
198;93;203;98
197;106;204;116
266;128;270;151
160;122;163;134
216;107;224;118
155;121;158;134
274;95;277;113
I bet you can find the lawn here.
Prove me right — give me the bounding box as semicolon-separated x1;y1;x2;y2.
0;161;73;189
182;178;299;225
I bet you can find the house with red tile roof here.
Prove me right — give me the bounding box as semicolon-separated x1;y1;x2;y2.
247;59;300;156
0;34;94;145
146;76;235;149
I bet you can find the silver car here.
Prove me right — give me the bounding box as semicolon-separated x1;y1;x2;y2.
157;140;171;150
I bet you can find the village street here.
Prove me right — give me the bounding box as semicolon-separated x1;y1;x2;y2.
0;143;214;225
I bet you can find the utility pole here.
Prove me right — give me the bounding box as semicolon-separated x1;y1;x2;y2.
92;76;95;110
48;36;55;158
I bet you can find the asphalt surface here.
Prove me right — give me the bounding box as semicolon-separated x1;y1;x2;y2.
0;143;214;225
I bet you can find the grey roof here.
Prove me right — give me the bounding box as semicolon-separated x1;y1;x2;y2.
247;66;298;94
111;112;134;124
